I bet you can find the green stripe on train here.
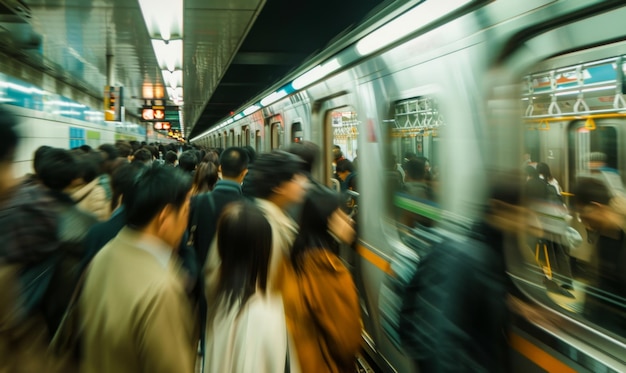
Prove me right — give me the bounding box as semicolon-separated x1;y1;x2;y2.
393;195;442;221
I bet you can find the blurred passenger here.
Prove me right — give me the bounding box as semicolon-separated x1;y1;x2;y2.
164;150;178;166
186;147;250;365
0;105;19;199
283;187;360;372
114;140;133;162
80;166;196;373
242;145;257;165
0;147;97;373
202;149;220;167
179;149;199;174
208;150;307;301
80;162;147;271
191;161;219;195
204;200;296;372
336;158;357;192
573;177;626;334
97;143;119;200
536;162;561;196
20;145;52;187
130;147;152;166
286;141;325;219
402;175;521;372
70;151;110;221
331;144;345;182
403;158;433;201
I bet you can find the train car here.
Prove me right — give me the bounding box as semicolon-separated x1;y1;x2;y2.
191;0;626;371
0;58;177;177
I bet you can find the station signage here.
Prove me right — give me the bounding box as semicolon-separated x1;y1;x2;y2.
140;105;180;122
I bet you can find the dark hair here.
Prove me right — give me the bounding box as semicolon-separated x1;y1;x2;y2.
178;150;198;172
75;151;103;183
216;200;272;311
242;145;257;164
536;162;553;182
335;159;354;173
202;150;219;167
219;147;249;178
144;145;159;160
132;148;152;164
247;150;306;199
291;188;341;271
124;165;192;228
287;141;319;174
38;148;80;191
33;145;52;175
110;162;146;211
164;150;178;165
573;177;611;207
192;161;219;194
0;105;19;162
404;158;427;181
98;144;119;162
115;141;133;158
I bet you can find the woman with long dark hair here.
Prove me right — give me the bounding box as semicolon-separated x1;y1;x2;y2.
283;187;361;372
203;200;294;372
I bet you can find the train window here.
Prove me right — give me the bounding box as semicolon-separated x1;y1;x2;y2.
327;108;359;199
292;122;303;143
383;97;442;233
517;54;626;340
271;122;282;150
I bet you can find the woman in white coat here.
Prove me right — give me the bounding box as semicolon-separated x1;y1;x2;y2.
203;200;298;373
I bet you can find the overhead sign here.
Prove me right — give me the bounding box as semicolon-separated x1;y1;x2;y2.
140;105;179;122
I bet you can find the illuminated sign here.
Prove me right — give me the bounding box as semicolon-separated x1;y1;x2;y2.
153;122;171;131
140;105;179;122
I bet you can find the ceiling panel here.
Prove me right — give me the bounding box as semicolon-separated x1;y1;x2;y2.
7;0;388;140
183;5;262;134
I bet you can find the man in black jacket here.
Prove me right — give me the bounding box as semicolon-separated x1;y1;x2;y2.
183;147;249;368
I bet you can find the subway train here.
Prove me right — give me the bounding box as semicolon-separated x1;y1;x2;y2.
191;0;626;371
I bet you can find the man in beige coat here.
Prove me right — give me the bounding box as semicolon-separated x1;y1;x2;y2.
80;165;196;373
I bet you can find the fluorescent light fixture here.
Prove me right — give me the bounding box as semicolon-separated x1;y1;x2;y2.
292;59;341;90
152;39;182;71
260;89;288;107
162;70;183;88
355;0;473;56
233;113;243;120
243;105;261;116
138;0;183;40
167;87;184;99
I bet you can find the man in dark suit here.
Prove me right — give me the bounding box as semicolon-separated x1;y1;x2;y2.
189;146;249;268
183;147;249;369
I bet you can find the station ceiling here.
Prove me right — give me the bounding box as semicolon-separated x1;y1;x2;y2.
1;0;388;140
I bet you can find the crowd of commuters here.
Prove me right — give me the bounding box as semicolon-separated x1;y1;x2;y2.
0;106;362;373
4;100;623;372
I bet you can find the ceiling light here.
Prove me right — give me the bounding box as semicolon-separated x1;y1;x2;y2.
138;0;183;40
292;59;341;90
152;39;182;71
260;89;288;107
243;105;261;116
356;0;473;56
